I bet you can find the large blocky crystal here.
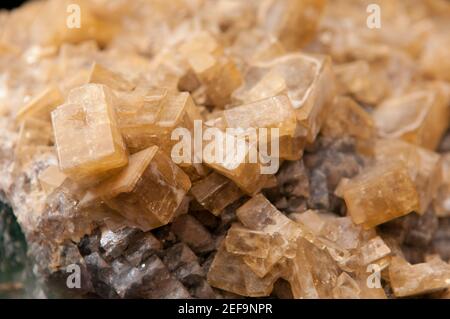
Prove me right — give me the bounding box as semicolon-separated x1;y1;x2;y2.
81;146;191;231
375;138;442;214
202;130;273;194
373;86;449;150
190;172;243;216
225;223;271;259
223;95;301;160
116;88;197;155
51;83;128;184
258;0;326;50
340;162;420;228
233;53;335;144
389;255;450;297
16;85;64;122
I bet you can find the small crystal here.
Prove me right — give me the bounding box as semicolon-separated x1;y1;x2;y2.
225;223;271;259
16;85;64;122
258;0;326;50
38;165;67;194
51;83;128;184
433;154;450;217
81;146;190;231
190;172;243;216
375;138;442;214
341;162;420;228
88;63;134;92
389;255;450;297
15;118;54;163
373;86;449;150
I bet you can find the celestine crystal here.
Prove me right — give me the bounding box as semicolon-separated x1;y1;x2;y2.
0;0;449;300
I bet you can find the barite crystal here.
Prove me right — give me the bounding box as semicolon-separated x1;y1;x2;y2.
258;0;326;50
223;95;302;160
81;146;191;231
389;255;450;297
233;53;335;144
225;223;271;259
14;117;54;163
180;32;242;108
16;85;63;122
334;60;388;105
51;83;128;184
190;172;243;216
38;165;67;194
88;63;134;92
202;130;273;195
373;86;450;150
375;138;442;214
322;96;376;153
433;154;450;217
340;162;420;228
116;88;198;155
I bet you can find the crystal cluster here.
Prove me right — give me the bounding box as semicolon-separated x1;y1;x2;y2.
0;0;449;299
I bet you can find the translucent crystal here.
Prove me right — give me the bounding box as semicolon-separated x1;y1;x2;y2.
375;138;442;214
258;0;326;50
207;243;279;297
373;86;449;150
322;96;376;153
225;223;271;259
51;83;128;184
190;172;243;216
38;165;67;194
15;118;54;163
433;154;450;217
341;162;420;228
389;255;450;297
233;53;335;144
81;146;191;231
117;88;197;155
182;32;242;108
202;130;273;194
334;60;388;105
16;85;63;122
88;63;134;92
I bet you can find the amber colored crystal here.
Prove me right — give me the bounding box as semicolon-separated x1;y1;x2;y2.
88;63;134;92
389;255;450;297
341;162;420;228
15;118;54;163
81;146;191;231
207;243;279;297
334;60;388;105
38;165;67;194
433;154;450;217
16;85;64;122
117;88;197;155
202;130;273;195
225;223;271;259
190;172;243;216
258;0;326;50
375;138;442;214
51;83;128;184
373;86;450;150
233;53;335;144
322;96;376;145
420;32;450;82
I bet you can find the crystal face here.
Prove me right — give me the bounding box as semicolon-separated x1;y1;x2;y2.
51;84;128;184
81;146;191;231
